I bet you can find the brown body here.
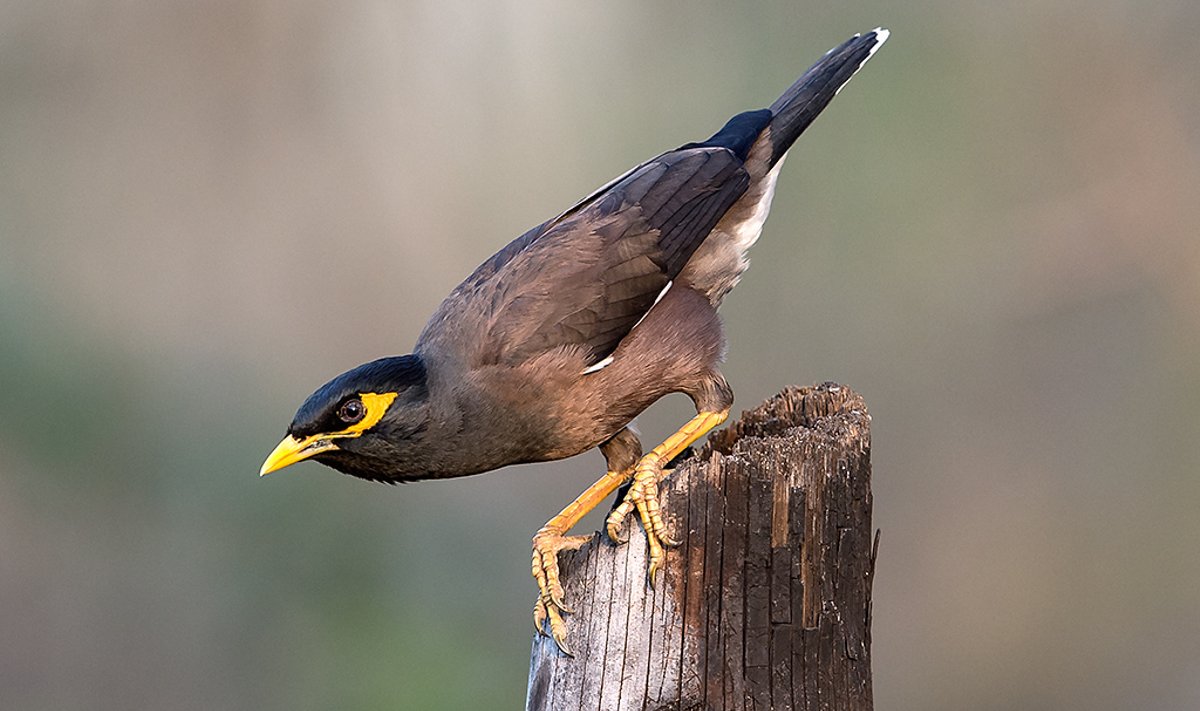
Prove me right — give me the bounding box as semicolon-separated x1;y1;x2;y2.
417;282;729;476
410;134;786;479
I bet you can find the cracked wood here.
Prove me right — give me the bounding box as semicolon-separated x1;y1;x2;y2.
527;382;875;711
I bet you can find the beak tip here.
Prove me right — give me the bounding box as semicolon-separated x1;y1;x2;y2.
259;434;335;478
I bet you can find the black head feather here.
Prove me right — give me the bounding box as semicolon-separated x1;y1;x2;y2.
289;354;427;439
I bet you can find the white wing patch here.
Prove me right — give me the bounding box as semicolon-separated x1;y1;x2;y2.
580;280;674;375
581;354;614;375
631;280;673;330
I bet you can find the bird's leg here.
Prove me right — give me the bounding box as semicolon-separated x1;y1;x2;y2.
606;409;729;585
532;466;635;654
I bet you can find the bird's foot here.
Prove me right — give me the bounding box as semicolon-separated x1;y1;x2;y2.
605;458;677;586
531;528;591;654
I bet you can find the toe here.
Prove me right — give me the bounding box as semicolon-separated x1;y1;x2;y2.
533;598;548;636
547;604;572;656
606;501;634;544
606;519;628;545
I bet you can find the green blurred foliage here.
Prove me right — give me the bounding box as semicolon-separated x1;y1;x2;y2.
2;1;1198;709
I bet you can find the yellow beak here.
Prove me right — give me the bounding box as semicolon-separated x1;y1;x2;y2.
259;434;339;476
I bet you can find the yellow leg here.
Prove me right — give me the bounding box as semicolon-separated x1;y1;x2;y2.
606;410;729;585
532;466;635;654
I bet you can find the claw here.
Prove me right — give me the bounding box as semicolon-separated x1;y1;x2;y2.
606;456;680;593
606;500;634;544
545;599;572;656
531;530;591;653
535;411;721;647
606;519;628;545
533;598;548;636
550;591;572;615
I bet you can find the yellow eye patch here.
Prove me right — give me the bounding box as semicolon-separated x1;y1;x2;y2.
259;391;398;476
335;392;399;438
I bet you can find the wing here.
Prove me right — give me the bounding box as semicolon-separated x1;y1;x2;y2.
419;145;750;368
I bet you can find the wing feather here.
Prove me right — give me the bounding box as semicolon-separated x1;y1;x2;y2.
418;146;750;368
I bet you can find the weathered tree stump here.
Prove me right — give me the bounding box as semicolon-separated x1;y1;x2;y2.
527;383;875;711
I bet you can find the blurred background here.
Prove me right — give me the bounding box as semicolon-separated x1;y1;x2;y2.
2;1;1198;709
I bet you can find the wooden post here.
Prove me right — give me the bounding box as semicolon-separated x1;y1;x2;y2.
526;383;875;711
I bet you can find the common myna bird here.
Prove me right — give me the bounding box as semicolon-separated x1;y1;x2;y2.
261;29;889;653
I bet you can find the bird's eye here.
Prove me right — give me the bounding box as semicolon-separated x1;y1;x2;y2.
338;399;366;424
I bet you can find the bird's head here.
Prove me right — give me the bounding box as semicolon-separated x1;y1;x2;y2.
259;354;430;482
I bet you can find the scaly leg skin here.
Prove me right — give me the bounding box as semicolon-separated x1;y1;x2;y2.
532;467;634;655
606;410;729;585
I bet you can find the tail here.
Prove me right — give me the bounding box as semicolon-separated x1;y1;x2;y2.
694;28;889;175
763;28;889;168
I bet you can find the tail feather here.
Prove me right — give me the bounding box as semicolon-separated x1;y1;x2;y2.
678;28;888;304
761;28;889;168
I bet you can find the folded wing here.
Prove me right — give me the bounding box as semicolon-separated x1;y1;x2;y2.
421;146;749;369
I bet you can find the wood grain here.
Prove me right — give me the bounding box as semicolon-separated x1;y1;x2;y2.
527;383;874;711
